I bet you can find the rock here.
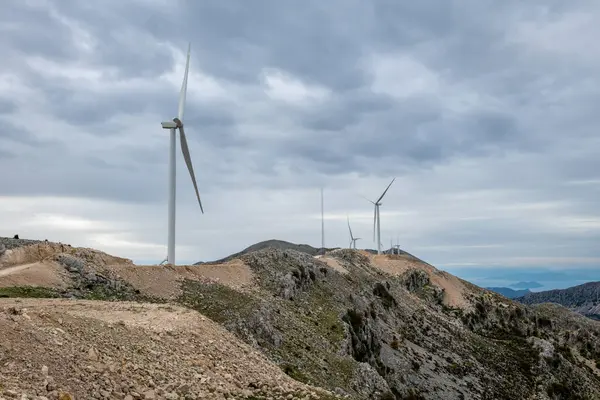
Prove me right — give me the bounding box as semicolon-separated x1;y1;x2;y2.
41;365;49;377
142;390;155;400
87;347;99;362
176;385;190;395
45;379;57;392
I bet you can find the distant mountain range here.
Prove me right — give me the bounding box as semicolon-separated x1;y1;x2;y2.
486;287;531;299
515;281;600;321
510;281;544;289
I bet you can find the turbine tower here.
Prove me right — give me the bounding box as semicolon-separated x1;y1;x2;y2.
321;187;325;254
347;215;361;249
363;178;396;255
160;43;204;266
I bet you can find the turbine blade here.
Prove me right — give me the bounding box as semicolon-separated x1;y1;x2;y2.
359;194;375;204
347;215;354;239
178;43;191;121
178;125;204;213
376;177;396;204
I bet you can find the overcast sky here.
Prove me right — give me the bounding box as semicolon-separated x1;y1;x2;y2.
1;0;600;268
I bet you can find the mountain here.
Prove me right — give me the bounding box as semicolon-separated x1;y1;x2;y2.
2;236;600;399
194;239;337;264
486;287;531;299
511;281;544;289
516;281;600;321
195;240;425;265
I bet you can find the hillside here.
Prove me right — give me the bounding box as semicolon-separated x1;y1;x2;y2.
1;237;600;399
486;287;531;299
517;282;600;321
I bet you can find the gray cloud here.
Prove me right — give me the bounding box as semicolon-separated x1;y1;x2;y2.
0;0;599;273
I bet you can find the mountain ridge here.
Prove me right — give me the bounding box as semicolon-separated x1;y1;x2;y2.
195;239;428;266
486;287;531;299
516;281;600;321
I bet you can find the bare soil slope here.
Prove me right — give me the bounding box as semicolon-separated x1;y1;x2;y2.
0;299;334;399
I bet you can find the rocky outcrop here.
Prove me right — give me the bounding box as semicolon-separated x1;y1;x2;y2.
0;236;43;250
181;248;600;399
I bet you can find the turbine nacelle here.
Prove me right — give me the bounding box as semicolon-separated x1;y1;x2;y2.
161;118;184;130
161;121;178;129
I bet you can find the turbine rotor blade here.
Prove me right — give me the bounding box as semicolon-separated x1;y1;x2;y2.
178;43;191;121
359;194;375;204
347;215;354;239
376;177;396;204
177;124;204;213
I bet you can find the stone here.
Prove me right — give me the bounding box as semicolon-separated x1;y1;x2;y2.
142;390;155;400
88;348;99;362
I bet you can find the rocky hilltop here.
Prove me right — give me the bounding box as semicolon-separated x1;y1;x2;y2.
517;282;600;321
1;237;600;399
194;239;334;264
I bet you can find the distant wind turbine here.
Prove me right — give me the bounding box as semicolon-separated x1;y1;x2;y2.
363;178;396;255
321;187;325;254
160;43;204;266
347;215;361;249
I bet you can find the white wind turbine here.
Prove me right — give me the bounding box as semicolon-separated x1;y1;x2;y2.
160;43;204;266
394;236;401;255
363;178;396;255
347;215;361;249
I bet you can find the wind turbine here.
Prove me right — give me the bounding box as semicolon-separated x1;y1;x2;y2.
160;43;204;266
394;236;401;255
347;215;361;249
321;187;325;254
363;178;396;255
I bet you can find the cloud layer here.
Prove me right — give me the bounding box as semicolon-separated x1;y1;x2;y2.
1;0;600;268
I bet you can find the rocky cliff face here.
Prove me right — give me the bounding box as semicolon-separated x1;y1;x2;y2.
180;249;600;399
516;282;600;321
